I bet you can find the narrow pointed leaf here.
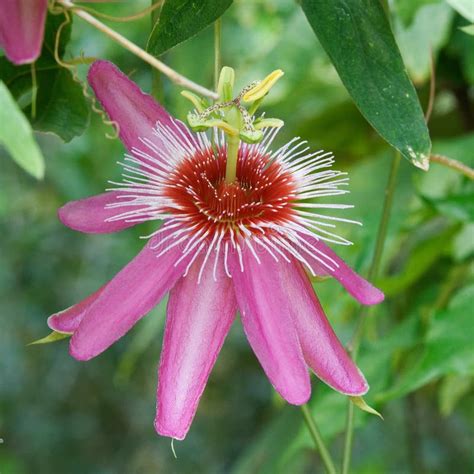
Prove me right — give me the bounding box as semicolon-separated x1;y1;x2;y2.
28;331;71;346
301;0;431;170
447;0;474;22
349;396;384;420
460;24;474;35
147;0;233;56
0;81;45;178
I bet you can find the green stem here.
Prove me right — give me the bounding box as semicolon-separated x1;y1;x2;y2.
224;105;241;182
225;134;239;182
341;399;354;474
341;152;401;474
30;62;37;119
214;18;222;94
301;404;337;474
150;0;163;101
350;152;401;358
212;18;222;147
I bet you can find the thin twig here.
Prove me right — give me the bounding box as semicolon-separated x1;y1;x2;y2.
301;404;337;474
430;154;474;180
57;0;218;100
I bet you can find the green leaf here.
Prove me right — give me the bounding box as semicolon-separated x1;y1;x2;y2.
457;23;474;84
460;24;474;34
378;285;474;401
395;2;454;84
378;226;458;296
447;0;474;22
32;68;90;142
147;0;233;56
452;223;474;261
0;81;45;178
426;191;474;222
28;331;71;345
0;13;89;142
300;0;432;169
415;134;474;199
393;0;439;26
350;396;384;419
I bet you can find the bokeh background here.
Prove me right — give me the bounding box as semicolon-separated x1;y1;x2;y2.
1;0;473;472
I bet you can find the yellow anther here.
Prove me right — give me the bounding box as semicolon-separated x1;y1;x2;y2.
242;69;284;102
206;119;240;136
254;118;284;130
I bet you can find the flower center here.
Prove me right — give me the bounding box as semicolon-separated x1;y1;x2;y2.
163;145;297;233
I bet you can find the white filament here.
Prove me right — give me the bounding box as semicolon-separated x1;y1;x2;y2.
104;118;360;282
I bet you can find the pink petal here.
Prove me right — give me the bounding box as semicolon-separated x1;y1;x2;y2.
284;262;368;395
297;232;384;306
155;255;237;440
58;192;139;234
229;245;311;405
87;60;192;163
69;230;191;361
48;285;105;334
0;0;48;65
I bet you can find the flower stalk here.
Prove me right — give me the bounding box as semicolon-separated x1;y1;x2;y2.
214;18;222;94
341;151;401;474
301;404;337;474
225;135;240;183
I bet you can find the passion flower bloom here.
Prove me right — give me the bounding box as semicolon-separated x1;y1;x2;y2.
0;0;48;65
48;60;384;440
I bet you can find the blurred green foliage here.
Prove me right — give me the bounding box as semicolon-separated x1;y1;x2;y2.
0;0;473;473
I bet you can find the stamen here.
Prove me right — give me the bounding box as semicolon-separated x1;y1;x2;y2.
105;124;356;277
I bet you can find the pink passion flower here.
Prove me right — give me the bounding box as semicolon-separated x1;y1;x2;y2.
48;60;384;440
0;0;117;65
0;0;48;65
